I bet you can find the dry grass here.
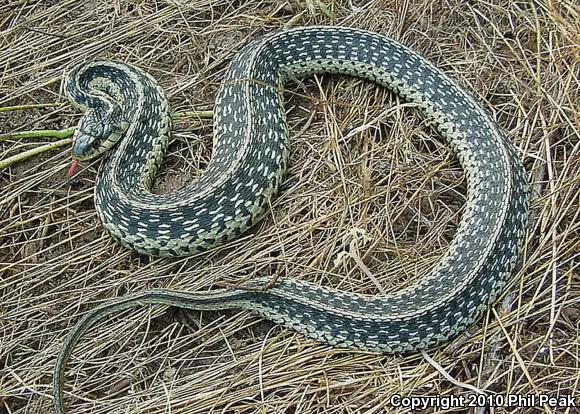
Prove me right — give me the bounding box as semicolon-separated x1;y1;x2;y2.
1;0;579;413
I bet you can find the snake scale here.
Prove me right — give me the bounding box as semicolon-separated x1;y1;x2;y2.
54;26;528;413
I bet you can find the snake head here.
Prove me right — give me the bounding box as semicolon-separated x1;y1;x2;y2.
72;106;129;160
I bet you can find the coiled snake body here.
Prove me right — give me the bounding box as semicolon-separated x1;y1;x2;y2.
54;27;528;413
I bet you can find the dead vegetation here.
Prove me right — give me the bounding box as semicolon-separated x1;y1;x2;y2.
1;0;579;413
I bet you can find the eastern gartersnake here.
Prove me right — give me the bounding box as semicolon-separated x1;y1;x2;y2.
54;26;528;413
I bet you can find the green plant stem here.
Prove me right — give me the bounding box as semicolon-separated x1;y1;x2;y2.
0;138;73;170
0;128;76;142
171;110;214;120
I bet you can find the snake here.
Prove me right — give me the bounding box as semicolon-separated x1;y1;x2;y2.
54;26;528;413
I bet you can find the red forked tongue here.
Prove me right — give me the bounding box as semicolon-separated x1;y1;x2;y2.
67;159;79;177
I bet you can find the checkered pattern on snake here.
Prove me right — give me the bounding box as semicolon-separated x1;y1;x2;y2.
54;26;529;413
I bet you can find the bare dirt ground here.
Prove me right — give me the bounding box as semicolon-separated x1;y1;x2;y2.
1;1;578;413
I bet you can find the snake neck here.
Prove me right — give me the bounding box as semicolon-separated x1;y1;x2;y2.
100;64;172;193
